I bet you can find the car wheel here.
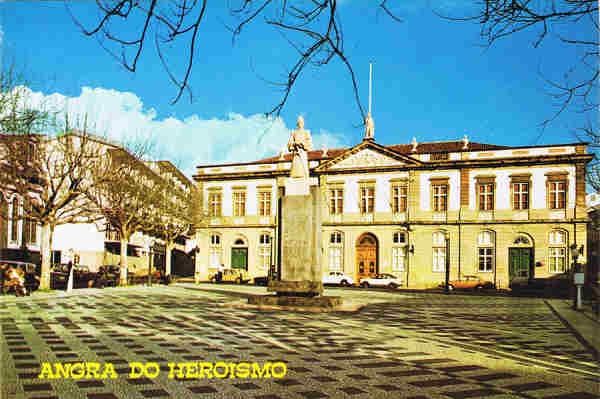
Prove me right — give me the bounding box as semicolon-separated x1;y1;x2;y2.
340;280;348;287
475;285;483;291
447;284;454;291
236;278;242;284
388;283;398;289
361;282;369;288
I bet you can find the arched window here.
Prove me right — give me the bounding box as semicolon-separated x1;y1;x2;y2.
392;231;407;272
209;233;222;268
513;234;531;245
548;229;567;273
477;231;495;272
258;233;271;270
328;232;343;271
432;231;447;272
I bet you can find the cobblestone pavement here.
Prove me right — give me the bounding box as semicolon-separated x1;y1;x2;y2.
1;286;598;399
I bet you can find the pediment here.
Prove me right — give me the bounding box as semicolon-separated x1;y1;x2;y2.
317;141;421;171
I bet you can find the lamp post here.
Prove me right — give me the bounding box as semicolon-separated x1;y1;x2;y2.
148;239;155;287
444;237;450;294
570;244;584;310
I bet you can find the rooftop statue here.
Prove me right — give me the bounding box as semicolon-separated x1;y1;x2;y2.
365;112;374;139
288;116;312;179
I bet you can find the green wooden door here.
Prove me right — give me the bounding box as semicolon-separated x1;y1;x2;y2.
509;248;532;280
231;248;248;270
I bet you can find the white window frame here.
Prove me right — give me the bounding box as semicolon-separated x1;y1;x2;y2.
209;233;222;268
233;191;246;217
548;230;567;273
258;191;271;217
258;233;271;270
329;188;344;214
328;231;343;271
392;185;407;213
392;231;407;273
360;187;375;214
432;231;446;272
208;192;222;217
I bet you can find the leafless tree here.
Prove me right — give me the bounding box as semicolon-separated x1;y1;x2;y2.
83;140;165;285
0;63;56;135
435;0;598;189
66;1;402;118
144;161;196;277
0;131;103;289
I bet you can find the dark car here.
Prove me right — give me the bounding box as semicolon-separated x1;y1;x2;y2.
50;264;98;289
254;276;269;286
101;265;121;287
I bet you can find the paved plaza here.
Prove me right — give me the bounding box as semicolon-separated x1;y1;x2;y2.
1;285;598;399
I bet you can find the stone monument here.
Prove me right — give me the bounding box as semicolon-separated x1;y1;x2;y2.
248;116;342;309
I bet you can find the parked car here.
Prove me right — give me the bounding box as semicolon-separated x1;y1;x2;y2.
253;275;269;286
101;265;121;286
323;271;354;286
439;275;493;291
50;264;98;289
359;273;402;289
209;269;250;284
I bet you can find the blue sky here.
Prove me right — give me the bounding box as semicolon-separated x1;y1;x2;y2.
1;2;596;177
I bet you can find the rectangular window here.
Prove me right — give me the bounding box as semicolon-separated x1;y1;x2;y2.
208;192;222;217
432;184;448;212
259;246;270;269
478;183;494;211
329;189;344;214
512;182;529;210
258;191;271;216
549;247;566;273
25;210;37;245
105;225;121;241
233;191;246;217
209;248;221;268
10;199;18;242
548;181;566;209
392;247;405;272
392;186;407;213
478;248;493;272
432;247;446;272
360;187;375;214
328;247;342;271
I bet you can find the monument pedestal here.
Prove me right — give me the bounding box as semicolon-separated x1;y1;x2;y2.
250;177;343;310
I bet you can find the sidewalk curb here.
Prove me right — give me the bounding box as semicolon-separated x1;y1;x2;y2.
544;300;599;361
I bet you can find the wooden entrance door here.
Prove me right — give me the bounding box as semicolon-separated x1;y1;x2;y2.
509;248;533;281
231;248;248;271
356;234;378;281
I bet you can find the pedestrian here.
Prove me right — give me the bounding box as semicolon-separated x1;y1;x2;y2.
217;263;224;282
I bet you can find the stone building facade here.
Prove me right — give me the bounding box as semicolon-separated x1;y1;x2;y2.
193;136;592;289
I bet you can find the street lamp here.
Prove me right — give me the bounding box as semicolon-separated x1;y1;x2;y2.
148;239;155;287
570;244;584;310
444;237;450;294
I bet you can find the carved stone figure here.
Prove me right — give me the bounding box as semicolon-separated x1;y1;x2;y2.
365;112;374;139
288;116;312;179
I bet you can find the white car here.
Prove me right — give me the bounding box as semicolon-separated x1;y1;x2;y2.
359;273;402;289
322;271;354;287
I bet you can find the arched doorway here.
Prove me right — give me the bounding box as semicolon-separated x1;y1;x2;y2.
509;233;534;282
231;237;248;271
356;233;378;281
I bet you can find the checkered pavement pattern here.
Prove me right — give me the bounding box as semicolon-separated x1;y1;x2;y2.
1;287;598;399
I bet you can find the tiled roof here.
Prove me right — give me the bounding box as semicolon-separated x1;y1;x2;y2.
253;140;508;164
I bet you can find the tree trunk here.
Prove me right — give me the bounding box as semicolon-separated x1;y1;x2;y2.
165;242;175;277
120;238;129;285
39;223;52;290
